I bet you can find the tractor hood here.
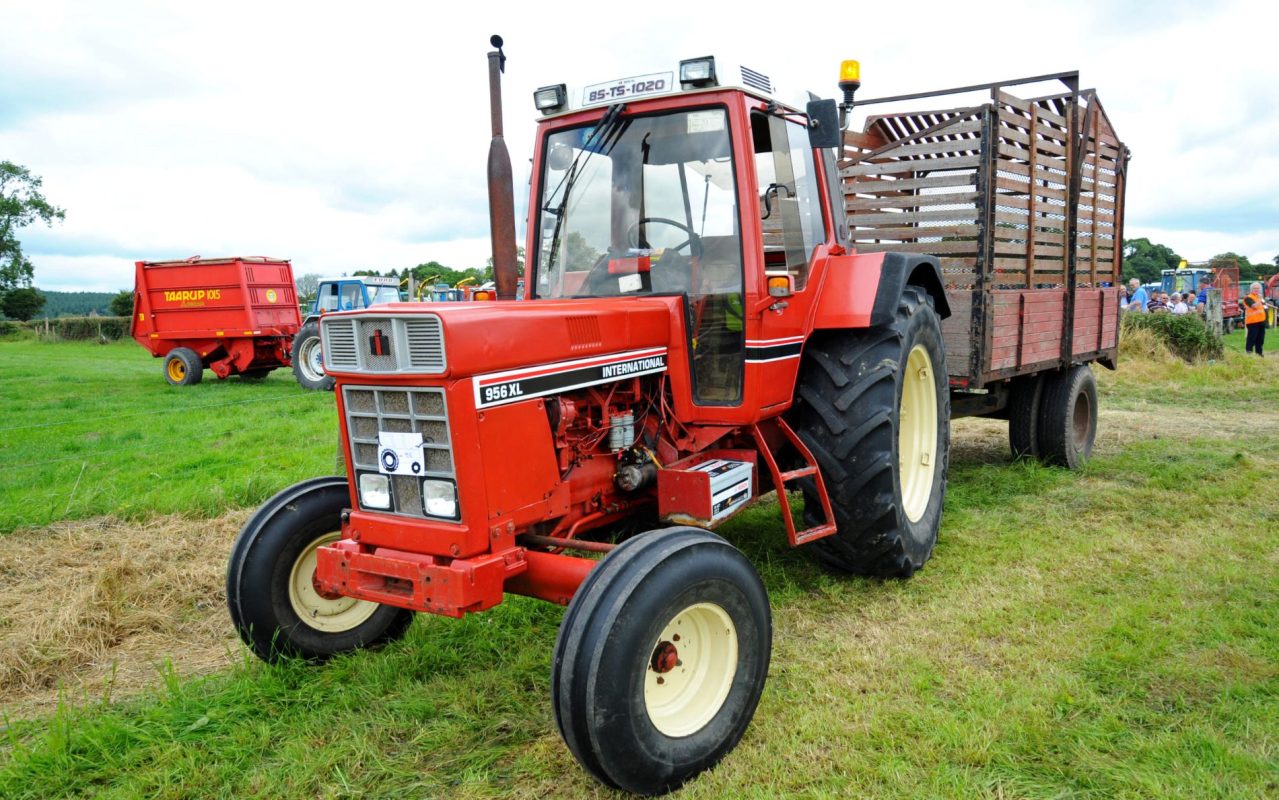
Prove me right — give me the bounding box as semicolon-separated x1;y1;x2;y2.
320;297;676;380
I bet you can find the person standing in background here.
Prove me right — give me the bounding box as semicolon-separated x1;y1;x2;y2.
1124;278;1148;313
1244;282;1267;356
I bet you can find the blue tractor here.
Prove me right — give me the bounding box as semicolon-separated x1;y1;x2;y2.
293;276;403;390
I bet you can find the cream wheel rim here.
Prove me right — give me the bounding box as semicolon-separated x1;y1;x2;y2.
643;602;738;738
898;343;939;523
287;532;378;632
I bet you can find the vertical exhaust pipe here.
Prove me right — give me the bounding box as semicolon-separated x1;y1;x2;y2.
487;34;519;300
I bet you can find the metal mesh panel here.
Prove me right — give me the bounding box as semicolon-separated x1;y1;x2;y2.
357;320;400;372
342;385;455;520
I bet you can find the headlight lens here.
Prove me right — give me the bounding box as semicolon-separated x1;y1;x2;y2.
359;473;391;509
423;479;458;519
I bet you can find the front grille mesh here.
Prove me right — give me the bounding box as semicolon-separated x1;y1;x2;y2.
343;386;456;519
321;314;446;373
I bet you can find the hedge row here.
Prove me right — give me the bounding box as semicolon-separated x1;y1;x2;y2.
1120;311;1223;361
19;316;132;341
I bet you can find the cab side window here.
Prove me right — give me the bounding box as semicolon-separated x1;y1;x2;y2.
317;283;340;312
751;112;826;290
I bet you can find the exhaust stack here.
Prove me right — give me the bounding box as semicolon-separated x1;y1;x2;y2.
486;34;519;300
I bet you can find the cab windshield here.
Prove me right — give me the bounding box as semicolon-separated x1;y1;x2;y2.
532;107;742;301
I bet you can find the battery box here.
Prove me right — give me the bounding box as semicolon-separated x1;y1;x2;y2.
657;453;755;528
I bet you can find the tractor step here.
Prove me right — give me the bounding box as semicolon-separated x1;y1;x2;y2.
748;418;838;547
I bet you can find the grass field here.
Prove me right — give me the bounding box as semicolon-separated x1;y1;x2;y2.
0;339;336;532
1;332;1277;798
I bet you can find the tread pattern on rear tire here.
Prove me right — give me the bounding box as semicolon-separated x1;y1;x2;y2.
1008;374;1044;460
791;286;949;578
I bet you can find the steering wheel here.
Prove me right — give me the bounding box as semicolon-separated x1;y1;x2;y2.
627;217;702;258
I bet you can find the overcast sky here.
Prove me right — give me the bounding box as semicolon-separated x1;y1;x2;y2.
3;0;1275;292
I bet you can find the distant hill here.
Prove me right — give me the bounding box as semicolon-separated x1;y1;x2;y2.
37;291;117;318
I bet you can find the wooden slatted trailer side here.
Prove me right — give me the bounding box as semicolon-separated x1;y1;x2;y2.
840;75;1131;426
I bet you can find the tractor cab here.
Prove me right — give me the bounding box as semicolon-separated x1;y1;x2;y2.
527;56;843;414
311;276;402;318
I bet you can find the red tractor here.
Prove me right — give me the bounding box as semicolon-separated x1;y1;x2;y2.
228;42;1127;794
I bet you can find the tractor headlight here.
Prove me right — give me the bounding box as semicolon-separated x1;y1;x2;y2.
423;479;459;519
359;473;391;509
679;56;717;89
534;84;567;114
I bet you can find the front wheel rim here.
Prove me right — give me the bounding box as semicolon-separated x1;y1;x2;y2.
899;343;939;523
299;339;324;381
287;532;378;632
643;602;738;738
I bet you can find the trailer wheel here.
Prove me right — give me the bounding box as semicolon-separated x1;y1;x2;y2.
292;321;334;391
792;285;949;577
552;527;770;795
1007;374;1044;460
226;477;412;662
1037;365;1097;469
164;347;203;386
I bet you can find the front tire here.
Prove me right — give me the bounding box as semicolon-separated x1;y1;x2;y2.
792;286;949;577
292;321;334;391
552;528;771;795
226;477;412;662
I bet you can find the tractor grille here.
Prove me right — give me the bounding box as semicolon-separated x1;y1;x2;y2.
342;385;457;520
321;314;446;373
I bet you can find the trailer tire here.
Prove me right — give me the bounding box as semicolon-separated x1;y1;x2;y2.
226;477;413;663
792;285;949;577
164;347;203;386
1037;365;1097;470
292;322;334;391
552;527;770;795
1007;374;1044;460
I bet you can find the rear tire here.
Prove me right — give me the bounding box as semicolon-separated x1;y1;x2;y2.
552;528;770;795
226;477;413;662
292;321;334;391
1037;365;1097;469
791;286;949;577
164;347;203;386
1007;374;1044;460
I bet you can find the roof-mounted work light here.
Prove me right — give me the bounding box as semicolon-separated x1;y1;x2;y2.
679;56;717;89
534;84;567;114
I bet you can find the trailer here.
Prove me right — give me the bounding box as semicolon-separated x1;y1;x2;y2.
227;47;1129;795
131;256;301;385
842;75;1129;445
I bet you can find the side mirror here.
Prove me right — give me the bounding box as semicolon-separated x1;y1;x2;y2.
805;99;841;149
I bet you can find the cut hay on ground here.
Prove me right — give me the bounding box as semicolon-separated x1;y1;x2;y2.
0;512;247;716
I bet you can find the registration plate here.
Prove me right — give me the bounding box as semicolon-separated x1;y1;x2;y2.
582;72;673;105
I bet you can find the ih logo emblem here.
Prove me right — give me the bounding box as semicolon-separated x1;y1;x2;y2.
369;328;391;357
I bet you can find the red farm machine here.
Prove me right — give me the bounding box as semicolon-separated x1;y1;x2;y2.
131;256;301;385
227;41;1129;794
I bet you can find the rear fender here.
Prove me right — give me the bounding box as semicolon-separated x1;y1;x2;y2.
813;251;950;330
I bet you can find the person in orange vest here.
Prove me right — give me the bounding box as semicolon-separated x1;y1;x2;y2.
1243;282;1268;356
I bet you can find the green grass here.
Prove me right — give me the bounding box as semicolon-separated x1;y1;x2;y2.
1;339;1278;798
0;339;337;532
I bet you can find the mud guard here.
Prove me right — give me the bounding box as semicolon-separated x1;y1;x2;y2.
813;251;950;329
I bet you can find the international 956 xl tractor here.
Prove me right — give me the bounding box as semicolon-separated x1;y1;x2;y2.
228;39;1128;794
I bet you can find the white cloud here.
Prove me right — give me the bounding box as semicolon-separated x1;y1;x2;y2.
2;0;1276;292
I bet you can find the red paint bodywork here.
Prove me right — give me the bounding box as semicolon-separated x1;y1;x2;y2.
131;257;301;378
312;91;906;616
